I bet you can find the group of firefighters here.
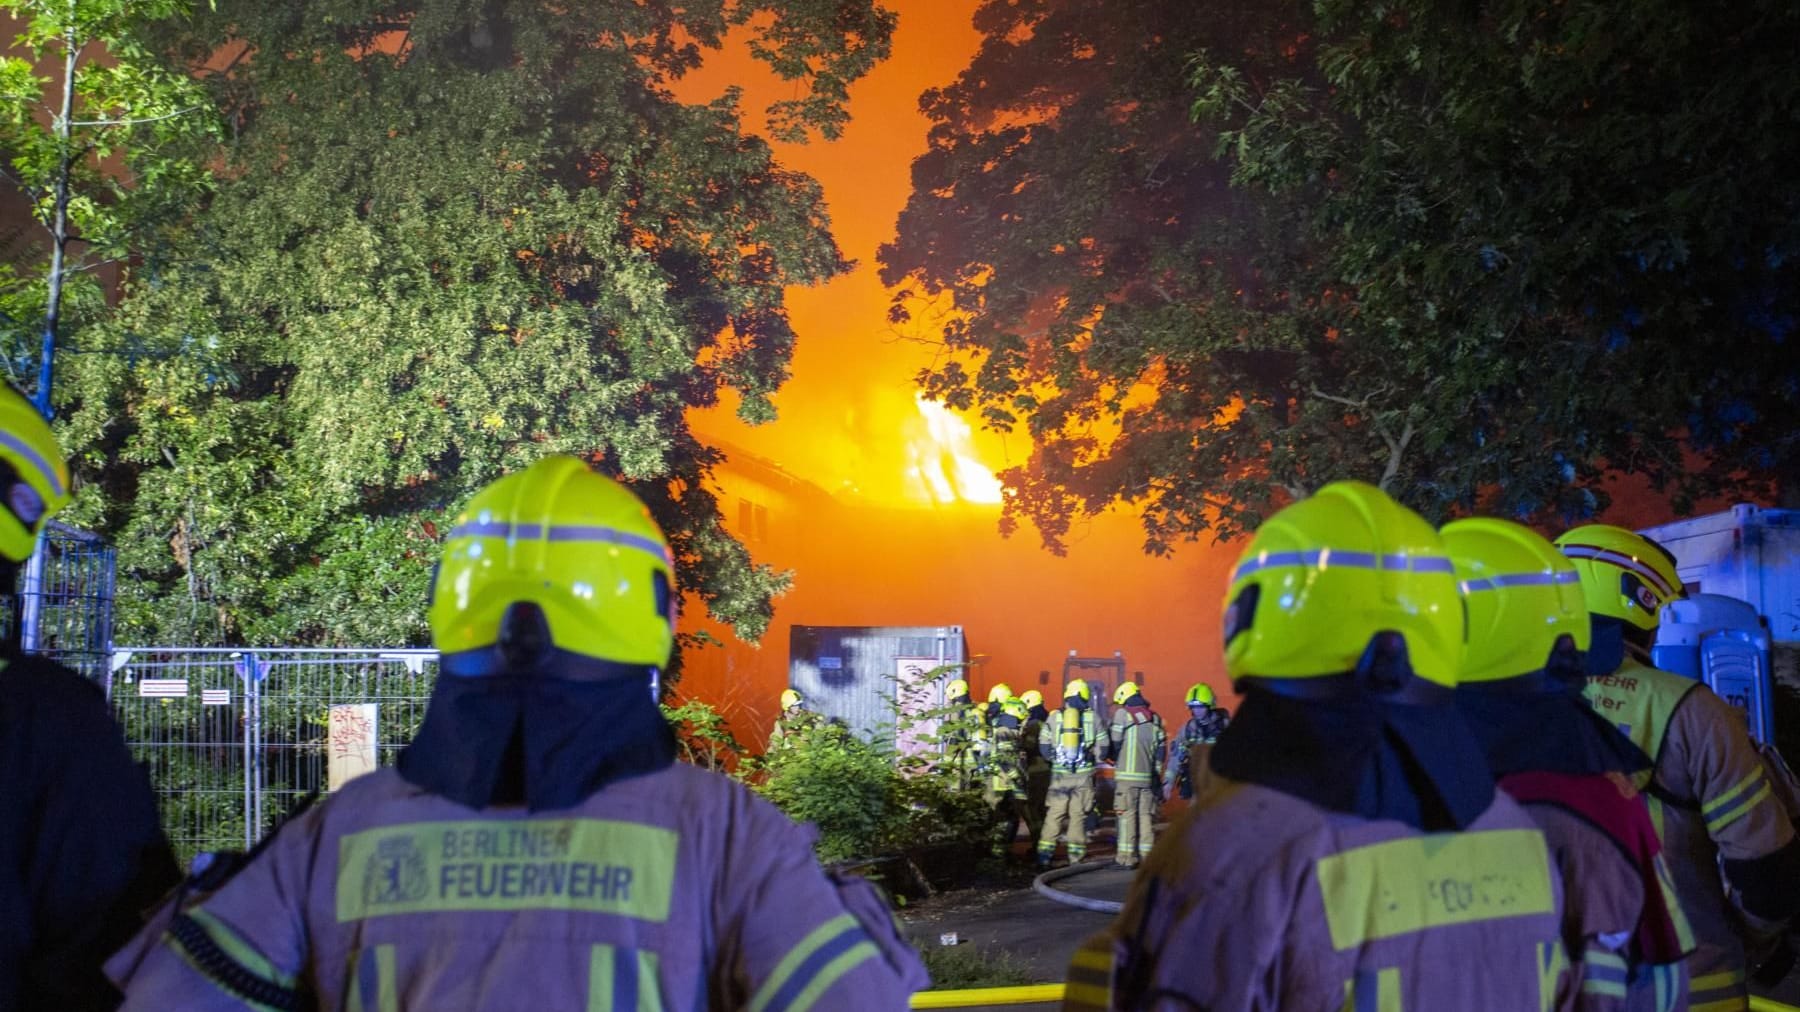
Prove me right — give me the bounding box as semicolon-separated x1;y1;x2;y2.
774;674;1234;871
2;372;1798;1011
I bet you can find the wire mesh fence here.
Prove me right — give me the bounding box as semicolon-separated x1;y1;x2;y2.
0;521;116;683
108;647;437;864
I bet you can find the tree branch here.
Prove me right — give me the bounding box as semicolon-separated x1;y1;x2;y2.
68;105;206;129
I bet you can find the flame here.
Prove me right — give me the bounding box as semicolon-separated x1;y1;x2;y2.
904;395;1003;505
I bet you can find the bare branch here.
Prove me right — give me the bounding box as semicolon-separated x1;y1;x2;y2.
1377;418;1415;490
68;105;205;129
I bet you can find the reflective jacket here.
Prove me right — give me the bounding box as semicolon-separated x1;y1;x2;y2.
1501;771;1692;1012
987;717;1026;798
1585;659;1800;1011
108;764;926;1011
1164;710;1228;798
1064;778;1572;1011
1107;705;1165;786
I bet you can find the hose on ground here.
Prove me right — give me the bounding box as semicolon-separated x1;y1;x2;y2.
1031;860;1123;914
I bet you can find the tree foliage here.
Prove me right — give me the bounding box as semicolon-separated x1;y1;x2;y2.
0;0;216;395
54;0;896;647
881;0;1800;554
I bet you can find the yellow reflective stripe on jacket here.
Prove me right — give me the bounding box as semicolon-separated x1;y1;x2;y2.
1314;829;1555;950
1537;941;1570;1012
749;913;878;1012
1063;936;1113;1010
346;945;397;1012
187;908;297;989
1579;947;1628;999
335;819;677;923
1691;967;1749;1012
1704;768;1773;833
1338;967;1402;1012
587;943;665;1012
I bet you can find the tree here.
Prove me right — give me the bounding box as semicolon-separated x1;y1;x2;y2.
1191;0;1800;518
882;0;1800;555
0;0;216;401
56;0;896;649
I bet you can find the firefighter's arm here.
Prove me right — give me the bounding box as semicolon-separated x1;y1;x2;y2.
725;798;927;1009
112;807;320;1011
1664;689;1800;926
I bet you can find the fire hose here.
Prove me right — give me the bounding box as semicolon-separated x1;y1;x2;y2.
1030;859;1123;915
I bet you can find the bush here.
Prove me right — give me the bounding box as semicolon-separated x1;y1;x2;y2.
757;721;900;861
917;942;1037;989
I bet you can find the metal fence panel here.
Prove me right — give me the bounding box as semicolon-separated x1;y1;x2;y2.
0;521;116;683
110;647;437;864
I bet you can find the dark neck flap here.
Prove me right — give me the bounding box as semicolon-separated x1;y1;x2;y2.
1455;674;1651;778
399;672;675;812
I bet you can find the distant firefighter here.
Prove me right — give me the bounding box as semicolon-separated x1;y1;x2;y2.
110;456;927;1010
1066;482;1569;1010
1020;689;1052;832
1163;682;1229;803
768;686;820;751
1106;681;1164;869
1036;679;1109;869
0;383;180;1011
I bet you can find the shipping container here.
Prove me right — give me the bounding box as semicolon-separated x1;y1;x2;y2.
1639;505;1800;644
788;625;969;750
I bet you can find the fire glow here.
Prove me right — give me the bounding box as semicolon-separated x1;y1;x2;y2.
904;394;1003;506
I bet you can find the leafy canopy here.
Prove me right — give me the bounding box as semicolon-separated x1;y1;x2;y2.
881;0;1800;555
57;0;896;648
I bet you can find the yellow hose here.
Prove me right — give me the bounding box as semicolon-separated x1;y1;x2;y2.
908;985;1800;1010
910;983;1065;1008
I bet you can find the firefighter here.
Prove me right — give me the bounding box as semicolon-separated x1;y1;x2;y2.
1558;524;1800;1010
942;677;983;790
109;455;927;1010
1446;518;1690;1010
767;687;819;751
1035;679;1109;869
986;696;1036;854
0;384;181;1011
1106;682;1164;869
1064;482;1569;1011
1162;683;1229;803
1020;689;1051;832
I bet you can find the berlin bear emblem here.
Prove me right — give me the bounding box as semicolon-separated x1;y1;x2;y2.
363;834;429;906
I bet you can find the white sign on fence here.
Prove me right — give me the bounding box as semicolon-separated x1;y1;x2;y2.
201;688;231;706
137;679;188;698
327;703;379;791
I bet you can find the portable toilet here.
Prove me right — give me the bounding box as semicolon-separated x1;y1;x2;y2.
1653;594;1776;744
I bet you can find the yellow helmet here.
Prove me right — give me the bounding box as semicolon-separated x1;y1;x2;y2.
1063;679;1091;701
1020;689;1044;709
1223;481;1462;688
780;688;803;710
0;385;71;563
947;678;971;701
1554;524;1682;633
1112;681;1140;705
1185;683;1216;707
429;456;674;676
1443;518;1590;683
1000;697;1028;722
987;682;1014;703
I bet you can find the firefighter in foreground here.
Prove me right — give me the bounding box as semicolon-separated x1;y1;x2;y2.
1162;682;1229;803
1559;524;1800;1011
1064;482;1568;1011
0;385;180;1012
1036;679;1108;869
1106;681;1164;869
1445;518;1690;1010
109;455;927;1010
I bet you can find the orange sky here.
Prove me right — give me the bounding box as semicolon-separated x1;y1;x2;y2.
670;1;1239;735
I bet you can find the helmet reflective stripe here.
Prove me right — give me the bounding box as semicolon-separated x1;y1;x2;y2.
1233;548;1455;582
0;429;65;497
1557;543;1678;598
1459;570;1581;593
448;521;672;566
